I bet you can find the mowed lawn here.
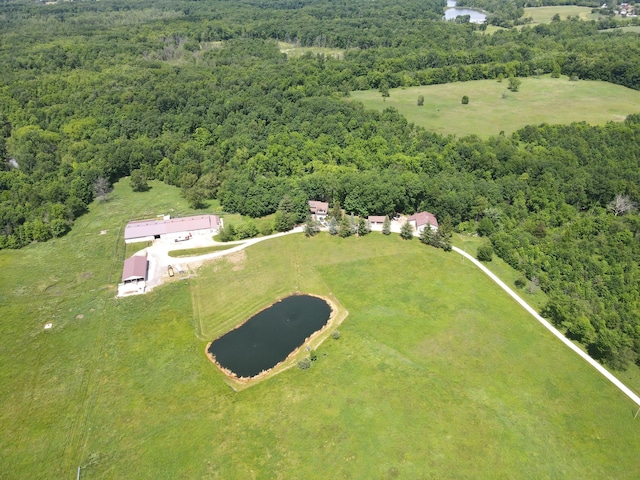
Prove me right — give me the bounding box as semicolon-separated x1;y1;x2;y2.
1;180;640;478
349;77;640;138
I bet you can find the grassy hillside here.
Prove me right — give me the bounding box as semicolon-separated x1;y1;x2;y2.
349;76;640;138
1;180;640;478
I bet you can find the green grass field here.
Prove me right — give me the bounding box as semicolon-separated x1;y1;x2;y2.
168;244;239;258
278;41;346;59
522;6;597;24
602;25;640;33
2;180;640;478
349;76;640;138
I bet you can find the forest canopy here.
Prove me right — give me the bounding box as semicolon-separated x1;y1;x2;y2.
1;0;640;369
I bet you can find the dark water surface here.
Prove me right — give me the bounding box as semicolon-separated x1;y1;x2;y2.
208;295;332;378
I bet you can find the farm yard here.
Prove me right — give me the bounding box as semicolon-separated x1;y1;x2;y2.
3;0;640;476
1;180;640;479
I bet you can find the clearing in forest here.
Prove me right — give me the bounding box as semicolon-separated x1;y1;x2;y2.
278;41;345;59
522;6;598;24
349;76;640;138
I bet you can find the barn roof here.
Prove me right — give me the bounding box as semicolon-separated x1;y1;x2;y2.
122;255;148;282
368;215;386;223
124;215;220;241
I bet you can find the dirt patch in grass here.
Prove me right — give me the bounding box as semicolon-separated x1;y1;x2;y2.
227;250;247;271
44;283;63;296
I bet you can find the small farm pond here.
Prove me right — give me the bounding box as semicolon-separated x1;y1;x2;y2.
444;0;487;23
207;295;332;378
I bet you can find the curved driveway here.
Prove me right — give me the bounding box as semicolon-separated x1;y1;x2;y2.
143;227;304;290
141;226;640;409
452;245;640;409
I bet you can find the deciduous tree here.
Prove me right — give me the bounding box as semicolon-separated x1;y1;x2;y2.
477;245;493;261
130;169;149;192
607;194;636;216
508;76;521;92
93;177;111;202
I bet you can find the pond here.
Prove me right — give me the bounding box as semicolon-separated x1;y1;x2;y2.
444;0;487;23
207;294;333;379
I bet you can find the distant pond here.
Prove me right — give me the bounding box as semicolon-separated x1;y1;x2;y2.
444;0;487;23
207;294;332;379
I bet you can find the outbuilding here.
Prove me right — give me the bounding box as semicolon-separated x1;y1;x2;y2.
118;254;149;296
368;215;387;231
124;215;221;244
122;255;148;283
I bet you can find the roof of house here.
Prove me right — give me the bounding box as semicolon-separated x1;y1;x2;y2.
122;255;148;282
124;215;220;240
308;200;329;214
368;215;386;223
407;211;438;228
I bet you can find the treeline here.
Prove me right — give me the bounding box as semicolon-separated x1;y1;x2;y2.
1;0;640;368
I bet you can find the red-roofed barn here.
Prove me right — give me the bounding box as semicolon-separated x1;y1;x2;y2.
124;215;221;244
122;255;148;283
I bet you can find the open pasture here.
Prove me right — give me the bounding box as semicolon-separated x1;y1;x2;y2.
1;180;640;478
349;76;640;138
522;6;597;24
603;25;640;33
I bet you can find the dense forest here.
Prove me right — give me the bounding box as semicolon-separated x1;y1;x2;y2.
1;0;640;369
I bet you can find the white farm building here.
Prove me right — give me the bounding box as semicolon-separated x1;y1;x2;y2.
124;215;222;244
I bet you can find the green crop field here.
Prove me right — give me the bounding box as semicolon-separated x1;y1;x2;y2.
522;6;597;24
2;180;640;478
349;76;640;138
